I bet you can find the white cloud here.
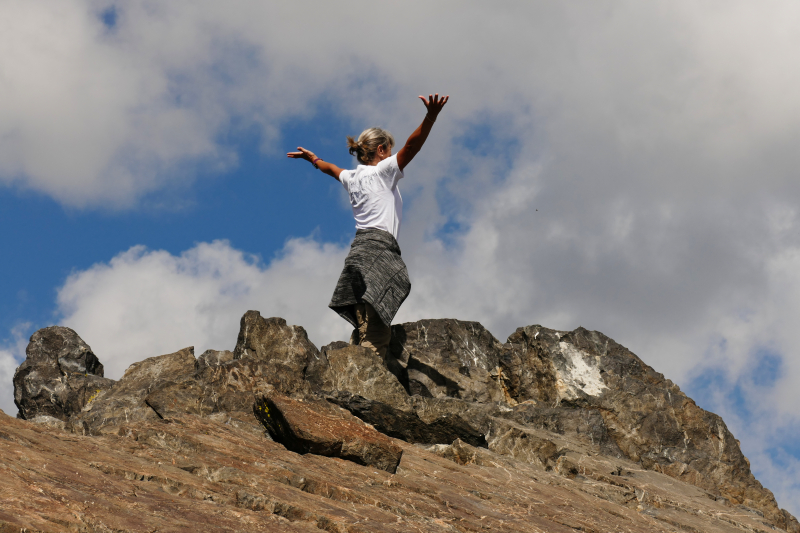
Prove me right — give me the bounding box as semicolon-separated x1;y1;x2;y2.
0;350;20;417
56;239;350;379
0;323;33;417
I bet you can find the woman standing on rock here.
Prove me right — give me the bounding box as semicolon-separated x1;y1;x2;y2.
287;93;449;358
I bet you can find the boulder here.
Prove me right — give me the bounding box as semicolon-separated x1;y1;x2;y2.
13;326;114;421
388;319;509;403
71;346;196;434
233;311;318;396
303;341;346;392
425;438;497;466
486;418;565;470
314;344;412;411
254;394;403;474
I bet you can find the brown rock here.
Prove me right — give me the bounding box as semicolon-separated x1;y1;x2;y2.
10;316;797;532
0;406;793;533
254;394;403;474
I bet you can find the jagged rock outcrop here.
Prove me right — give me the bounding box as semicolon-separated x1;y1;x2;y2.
13;326;113;422
233;311;318;396
388;319;509;403
8;313;799;533
70;346;196;434
498;325;795;529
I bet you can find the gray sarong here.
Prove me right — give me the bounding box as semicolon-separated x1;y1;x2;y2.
329;228;411;328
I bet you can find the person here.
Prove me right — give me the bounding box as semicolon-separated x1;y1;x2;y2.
287;93;449;358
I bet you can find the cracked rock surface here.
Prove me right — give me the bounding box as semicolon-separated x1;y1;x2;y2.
5;312;798;532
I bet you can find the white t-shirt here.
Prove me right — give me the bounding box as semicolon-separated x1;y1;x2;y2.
338;154;404;239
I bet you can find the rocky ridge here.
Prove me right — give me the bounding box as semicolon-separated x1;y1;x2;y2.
3;311;797;532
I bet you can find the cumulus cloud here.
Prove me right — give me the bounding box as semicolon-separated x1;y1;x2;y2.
0;349;20;417
0;323;33;417
56;239;350;379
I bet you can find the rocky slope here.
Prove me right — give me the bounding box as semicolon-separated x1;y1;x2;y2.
3;312;797;533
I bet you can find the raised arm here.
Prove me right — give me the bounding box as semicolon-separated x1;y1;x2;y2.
287;147;344;180
396;93;449;171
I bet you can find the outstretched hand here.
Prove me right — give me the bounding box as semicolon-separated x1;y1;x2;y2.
287;146;317;162
419;93;449;120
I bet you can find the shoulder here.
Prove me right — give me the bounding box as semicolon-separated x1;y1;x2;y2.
339;168;355;185
377;155;403;177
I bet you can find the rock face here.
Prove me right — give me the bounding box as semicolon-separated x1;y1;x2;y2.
70;346;197;434
233;311;318;396
388;319;509;403
498;325;790;527
13;326;113;422
8;313;799;533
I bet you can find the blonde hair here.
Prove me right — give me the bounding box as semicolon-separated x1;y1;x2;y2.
346;127;395;165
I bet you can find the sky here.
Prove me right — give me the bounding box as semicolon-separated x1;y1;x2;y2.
1;0;800;516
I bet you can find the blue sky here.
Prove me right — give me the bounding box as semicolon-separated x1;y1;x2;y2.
2;0;800;517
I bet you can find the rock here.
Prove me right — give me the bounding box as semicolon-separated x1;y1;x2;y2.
501;401;625;457
3;406;795;533
388;319;509;403
486;418;564;469
500;325;797;531
327;392;490;448
424;438;496;466
12;316;797;532
253;394;403;474
28;415;67;431
69;313;321;434
233;311;318;396
303;341;346;392
195;349;234;371
13;326;114;421
71;346;196;434
315;344;412;411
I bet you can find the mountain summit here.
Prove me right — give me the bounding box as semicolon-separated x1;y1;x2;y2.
6;311;798;532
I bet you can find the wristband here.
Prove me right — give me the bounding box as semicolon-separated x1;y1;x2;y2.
312;157;322;169
424;114;436;124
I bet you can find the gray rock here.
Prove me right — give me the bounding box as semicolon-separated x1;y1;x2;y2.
75;313;321;429
303;341;346;392
71;346;196;434
424;438;497;466
195;349;234;372
315;344;412;411
388;319;509;403
13;326;114;421
499;325;794;531
233;311;318;396
28;415;68;431
327;392;491;448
